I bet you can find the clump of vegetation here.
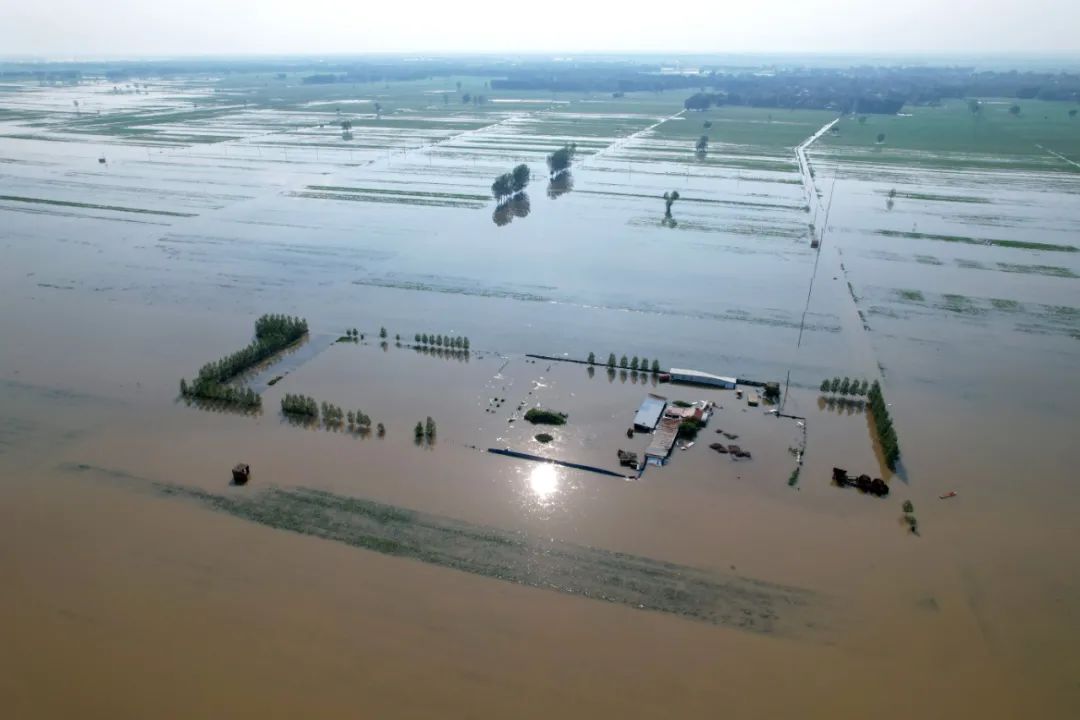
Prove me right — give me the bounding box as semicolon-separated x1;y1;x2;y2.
587;352;596;364
868;380;901;469
281;393;318;418
663;190;680;218
376;422;386;436
695;135;709;154
788;466;801;487
546;143;576;178
672;400;693;408
534;433;554;443
763;382;781;403
180;314;308;408
492;163;531;204
524;408;568;425
414;421;424;439
903;507;919;534
425;416;437;439
320;401;345;425
677;418;705;440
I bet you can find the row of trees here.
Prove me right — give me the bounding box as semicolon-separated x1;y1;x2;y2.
414;333;470;350
820;376;871;396
492;164;530;204
180;379;260;408
281;393;318;417
347;410;373;428
867;380;901;469
320;402;346;424
281;394;385;435
589;352;662;374
342;328;364;341
181;314;308;408
196;314;307;385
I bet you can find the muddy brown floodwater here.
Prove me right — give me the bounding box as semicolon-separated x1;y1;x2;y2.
1;81;1079;718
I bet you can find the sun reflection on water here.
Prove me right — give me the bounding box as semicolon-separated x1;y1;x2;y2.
527;463;560;503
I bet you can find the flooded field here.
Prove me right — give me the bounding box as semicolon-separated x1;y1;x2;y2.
1;76;1078;717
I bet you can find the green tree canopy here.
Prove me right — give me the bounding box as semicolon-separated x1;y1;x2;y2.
511;164;531;194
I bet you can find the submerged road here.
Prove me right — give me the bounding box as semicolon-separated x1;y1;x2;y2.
796;117;840;241
580;109;686;166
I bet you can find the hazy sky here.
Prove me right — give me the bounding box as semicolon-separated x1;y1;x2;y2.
3;0;1079;58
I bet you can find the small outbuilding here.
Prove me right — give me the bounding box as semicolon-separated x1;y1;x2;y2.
633;393;668;431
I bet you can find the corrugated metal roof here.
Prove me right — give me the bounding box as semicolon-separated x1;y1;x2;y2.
669;368;737;385
646;416;681;458
633;393;667;429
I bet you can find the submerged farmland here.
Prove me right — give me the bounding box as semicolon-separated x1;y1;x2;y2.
2;71;1079;719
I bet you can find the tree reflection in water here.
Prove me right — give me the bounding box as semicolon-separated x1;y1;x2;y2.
492;193;531;226
547;171;573;199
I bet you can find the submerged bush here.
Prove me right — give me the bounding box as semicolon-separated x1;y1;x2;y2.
524;408;568;425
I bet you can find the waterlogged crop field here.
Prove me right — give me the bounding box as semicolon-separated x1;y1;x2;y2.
4;73;1080;717
1;75;839;384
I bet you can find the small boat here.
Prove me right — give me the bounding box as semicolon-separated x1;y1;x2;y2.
939;491;958;499
681;441;694;450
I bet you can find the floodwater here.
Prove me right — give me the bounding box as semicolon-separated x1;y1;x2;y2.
1;79;1079;718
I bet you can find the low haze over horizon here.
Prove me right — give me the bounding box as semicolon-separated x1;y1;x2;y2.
4;0;1080;58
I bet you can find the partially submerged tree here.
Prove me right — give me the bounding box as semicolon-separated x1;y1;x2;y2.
511;164;531;194
663;190;681;218
546;143;576;178
695;135;709;154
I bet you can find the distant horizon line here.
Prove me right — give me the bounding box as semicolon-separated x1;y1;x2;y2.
4;50;1080;64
